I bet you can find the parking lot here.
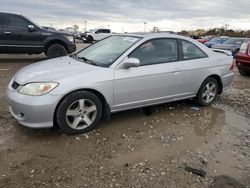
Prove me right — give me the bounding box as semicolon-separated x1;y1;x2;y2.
0;43;249;188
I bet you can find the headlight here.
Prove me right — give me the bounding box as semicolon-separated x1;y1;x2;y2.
66;35;74;42
19;82;59;96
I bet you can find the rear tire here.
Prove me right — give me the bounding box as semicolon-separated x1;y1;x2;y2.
46;44;67;58
239;69;247;76
195;77;218;106
56;91;102;135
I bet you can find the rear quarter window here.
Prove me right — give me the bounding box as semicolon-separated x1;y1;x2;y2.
181;40;208;60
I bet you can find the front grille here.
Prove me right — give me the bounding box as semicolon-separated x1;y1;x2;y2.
12;81;20;89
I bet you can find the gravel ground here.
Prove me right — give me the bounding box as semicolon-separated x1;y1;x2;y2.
0;44;249;188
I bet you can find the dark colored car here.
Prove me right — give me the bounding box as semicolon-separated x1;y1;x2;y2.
0;12;76;58
204;36;229;48
212;37;249;56
235;42;250;76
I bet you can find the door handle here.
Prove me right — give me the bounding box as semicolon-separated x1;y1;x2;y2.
4;31;11;34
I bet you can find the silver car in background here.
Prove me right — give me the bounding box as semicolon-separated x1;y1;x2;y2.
6;33;234;134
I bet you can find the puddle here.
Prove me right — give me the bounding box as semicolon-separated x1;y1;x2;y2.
110;104;249;170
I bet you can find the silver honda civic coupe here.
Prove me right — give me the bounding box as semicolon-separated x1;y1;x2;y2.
6;33;234;134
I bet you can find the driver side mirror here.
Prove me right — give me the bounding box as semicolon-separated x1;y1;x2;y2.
120;58;140;69
28;25;36;32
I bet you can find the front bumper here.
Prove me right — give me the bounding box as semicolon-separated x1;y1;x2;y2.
6;85;62;128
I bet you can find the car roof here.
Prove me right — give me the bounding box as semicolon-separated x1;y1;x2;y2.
0;12;22;16
228;37;249;40
114;32;190;40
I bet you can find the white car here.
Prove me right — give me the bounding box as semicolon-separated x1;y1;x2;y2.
82;28;111;43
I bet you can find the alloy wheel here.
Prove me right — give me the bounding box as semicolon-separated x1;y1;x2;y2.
202;82;217;104
65;99;97;130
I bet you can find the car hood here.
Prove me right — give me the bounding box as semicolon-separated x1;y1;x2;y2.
212;44;238;51
14;56;101;85
41;28;71;36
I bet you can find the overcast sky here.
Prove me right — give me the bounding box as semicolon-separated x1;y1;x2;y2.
1;0;250;32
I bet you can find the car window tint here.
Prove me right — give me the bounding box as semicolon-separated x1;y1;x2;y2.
104;29;110;33
4;14;29;30
181;40;207;60
129;38;178;66
0;15;3;26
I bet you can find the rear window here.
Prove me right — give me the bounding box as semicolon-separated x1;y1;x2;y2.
181;40;208;60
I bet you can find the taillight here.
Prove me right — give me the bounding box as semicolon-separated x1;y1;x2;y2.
230;60;235;71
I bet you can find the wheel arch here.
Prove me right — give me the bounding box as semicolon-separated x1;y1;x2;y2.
87;34;94;39
200;74;223;94
53;88;111;127
45;39;68;53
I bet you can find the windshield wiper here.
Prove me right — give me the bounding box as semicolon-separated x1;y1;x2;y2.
76;56;98;66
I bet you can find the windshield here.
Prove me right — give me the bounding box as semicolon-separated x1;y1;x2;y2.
76;35;141;67
223;38;245;45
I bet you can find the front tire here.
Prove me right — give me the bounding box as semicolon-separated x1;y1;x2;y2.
46;44;67;58
196;77;218;106
87;36;93;43
56;91;103;135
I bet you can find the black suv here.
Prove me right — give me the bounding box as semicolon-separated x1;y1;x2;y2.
0;12;76;58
